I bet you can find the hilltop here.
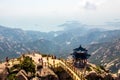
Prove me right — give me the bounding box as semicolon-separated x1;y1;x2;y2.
0;53;120;80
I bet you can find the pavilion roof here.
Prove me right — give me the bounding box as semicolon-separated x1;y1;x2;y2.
72;52;90;59
73;45;88;52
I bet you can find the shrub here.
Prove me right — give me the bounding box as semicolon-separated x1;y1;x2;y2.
20;56;35;73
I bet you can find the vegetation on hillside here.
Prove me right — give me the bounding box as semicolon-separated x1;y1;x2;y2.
7;56;35;80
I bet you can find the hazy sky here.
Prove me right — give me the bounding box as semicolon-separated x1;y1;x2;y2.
0;0;120;32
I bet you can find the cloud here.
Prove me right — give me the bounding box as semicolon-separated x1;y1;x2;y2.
78;0;108;10
84;1;96;10
0;0;120;32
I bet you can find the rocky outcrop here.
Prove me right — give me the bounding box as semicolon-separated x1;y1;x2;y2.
85;71;102;80
115;69;120;80
16;70;28;80
85;71;115;80
1;53;120;80
0;63;9;80
36;67;59;80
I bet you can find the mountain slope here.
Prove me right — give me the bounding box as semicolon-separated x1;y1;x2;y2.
0;25;120;73
87;39;120;73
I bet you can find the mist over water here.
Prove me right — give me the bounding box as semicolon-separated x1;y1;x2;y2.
0;0;120;32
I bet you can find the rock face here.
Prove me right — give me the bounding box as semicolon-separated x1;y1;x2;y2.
36;67;59;80
85;71;102;80
16;70;28;80
0;63;8;80
0;54;59;80
54;66;72;80
85;72;115;80
83;63;120;80
116;69;120;80
88;40;120;73
57;71;72;80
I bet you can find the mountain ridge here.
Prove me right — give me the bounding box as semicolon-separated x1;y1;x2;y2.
0;25;120;73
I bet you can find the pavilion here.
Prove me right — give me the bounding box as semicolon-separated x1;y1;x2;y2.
72;45;91;68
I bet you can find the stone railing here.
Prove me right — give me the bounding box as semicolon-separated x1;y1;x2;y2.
47;58;86;80
60;59;86;80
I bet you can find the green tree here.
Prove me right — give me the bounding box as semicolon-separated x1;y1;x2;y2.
21;56;35;73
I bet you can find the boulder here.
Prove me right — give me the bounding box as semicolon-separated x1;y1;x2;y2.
16;70;28;80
